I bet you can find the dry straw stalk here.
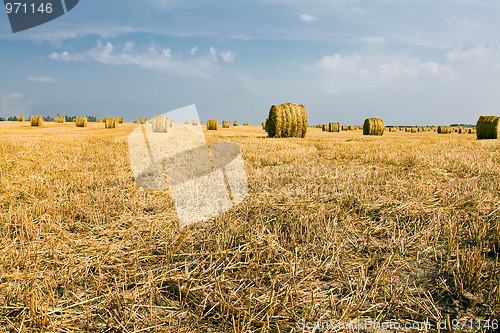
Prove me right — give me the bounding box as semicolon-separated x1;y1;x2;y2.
266;103;308;138
363;118;384;136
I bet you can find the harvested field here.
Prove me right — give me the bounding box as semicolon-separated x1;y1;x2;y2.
0;123;499;332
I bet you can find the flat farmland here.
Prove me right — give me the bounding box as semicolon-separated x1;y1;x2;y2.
0;121;499;332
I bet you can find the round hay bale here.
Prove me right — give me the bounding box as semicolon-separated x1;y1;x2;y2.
363;118;384;136
222;120;230;128
18;116;25;122
233;121;239;126
184;120;190;124
437;126;452;134
262;122;266;130
341;125;348;131
30;116;44;127
140;118;147;124
266;103;307;138
322;124;327;131
118;118;124;124
152;116;172;133
411;127;417;133
207;120;219;130
192;119;199;125
329;122;340;132
75;117;88;127
133;119;137;123
105;118;117;129
96;119;102;123
56;116;65;123
243;122;249;126
476;116;500;139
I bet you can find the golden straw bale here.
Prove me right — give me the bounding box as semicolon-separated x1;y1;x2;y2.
476;116;500;139
363;118;384;136
266;103;307;138
207;120;219;130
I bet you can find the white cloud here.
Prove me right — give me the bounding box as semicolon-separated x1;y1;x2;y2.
220;50;235;63
4;93;23;99
311;53;456;94
209;47;217;61
360;36;385;44
300;14;317;22
28;76;56;83
190;46;199;55
50;41;218;78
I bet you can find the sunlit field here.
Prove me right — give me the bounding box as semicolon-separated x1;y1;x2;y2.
0;121;499;332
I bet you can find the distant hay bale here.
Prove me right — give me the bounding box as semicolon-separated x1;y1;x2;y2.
140;118;147;124
233;121;239;126
105;118;117;129
56;116;65;123
117;118;124;124
18;116;25;122
222;120;230;128
152;116;173;133
329;122;340;132
363;118;384;136
185;120;190;124
266;103;308;138
96;119;101;123
476;116;500;139
207;120;219;130
192;119;199;125
262;122;266;130
341;125;348;131
437;126;452;134
243;122;249;126
389;127;396;132
200;121;203;125
75;117;87;127
322;124;327;131
133;119;137;123
30;116;44;127
411;127;417;133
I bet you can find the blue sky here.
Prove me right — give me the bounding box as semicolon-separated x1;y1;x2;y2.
1;0;500;125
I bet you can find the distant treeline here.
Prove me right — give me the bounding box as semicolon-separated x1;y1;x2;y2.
7;115;98;122
450;124;475;127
